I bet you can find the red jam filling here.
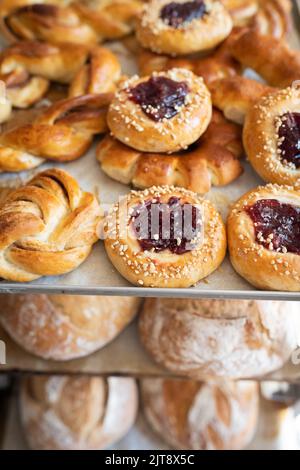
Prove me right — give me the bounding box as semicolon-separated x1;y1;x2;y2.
277;113;300;168
160;0;207;28
131;196;202;254
129;76;189;122
246;199;300;254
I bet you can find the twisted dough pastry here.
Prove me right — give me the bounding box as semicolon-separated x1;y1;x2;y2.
0;0;143;45
97;109;243;194
0;168;100;282
0;93;112;172
20;375;138;450
0;41;120;108
230;29;300;88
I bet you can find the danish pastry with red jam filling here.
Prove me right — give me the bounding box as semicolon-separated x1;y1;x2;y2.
136;0;232;55
104;186;226;288
228;184;300;291
243;87;300;186
107;68;212;153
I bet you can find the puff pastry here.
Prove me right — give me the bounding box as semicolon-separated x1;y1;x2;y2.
243;87;300;185
0;0;143;45
230;29;300;88
20;375;138;450
228;184;300;291
141;378;258;450
139;298;298;379
0;41;120;109
0;294;141;360
136;0;233;56
0;93;112;172
104;185;226;288
107;68;212;153
0;168;100;282
97;109;243;193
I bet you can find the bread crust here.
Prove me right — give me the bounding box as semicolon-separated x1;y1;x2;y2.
20;375;138;450
0;294;141;360
98;109;243;193
104;185;226;288
227;184;300;291
107;68;212;153
139;298;298;378
141;378;259;450
136;0;232;56
243;87;300;185
0;168;100;282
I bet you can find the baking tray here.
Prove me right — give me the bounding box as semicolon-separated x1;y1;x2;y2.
0;25;300;300
1;320;300;383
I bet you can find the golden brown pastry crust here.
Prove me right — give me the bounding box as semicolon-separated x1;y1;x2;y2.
20;375;138;450
104;185;226;288
230;29;300;88
141;378;258;450
107;68;212;153
0;168;100;282
139;298;298;379
0;294;141;360
138;30;242;86
0;41;120;109
0;0;143;45
210;76;275;124
227;184;300;291
136;0;233;56
243;87;300;185
97;109;243;193
0;93;112;172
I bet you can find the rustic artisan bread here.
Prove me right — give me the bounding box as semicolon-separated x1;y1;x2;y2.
139;298;298;379
141;377;259;450
0;294;141;360
20;375;138;450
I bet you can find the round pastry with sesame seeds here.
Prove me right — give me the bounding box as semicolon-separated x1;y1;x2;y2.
104;186;226;288
243;86;300;186
227;184;300;292
107;68;212;153
135;0;233;56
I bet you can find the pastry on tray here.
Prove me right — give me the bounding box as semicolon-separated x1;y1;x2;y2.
141;377;258;450
0;0;143;45
0;93;112;172
228;184;300;291
244;86;300;185
135;0;233;55
107;68;212;153
0;168;100;282
139;298;298;378
0;41;121;109
97;109;243;193
0;294;141;360
104;185;226;288
20;375;138;450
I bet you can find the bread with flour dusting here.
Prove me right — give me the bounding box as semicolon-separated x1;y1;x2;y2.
0;294;141;360
139;299;298;379
141;378;258;450
20;375;138;450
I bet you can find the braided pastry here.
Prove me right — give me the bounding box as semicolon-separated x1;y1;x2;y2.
138;31;242;86
221;0;258;25
1;0;143;45
97;109;243;194
0;41;120;108
0;93;112;172
0;168;100;282
230;29;300;88
210;76;275;124
20;375;138;450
